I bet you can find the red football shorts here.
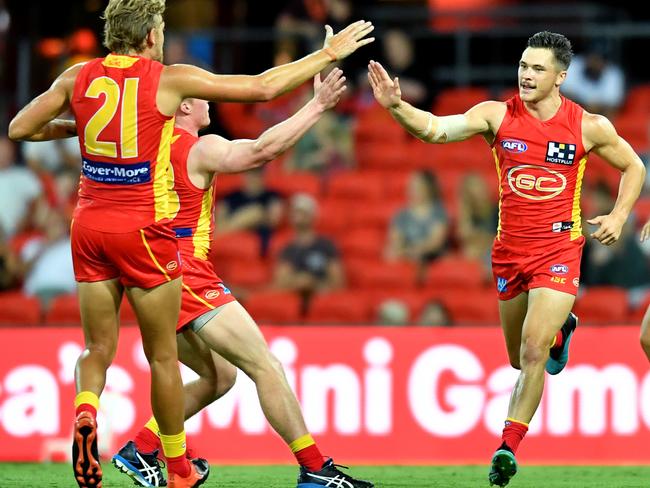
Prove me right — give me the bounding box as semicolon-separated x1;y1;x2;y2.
178;255;237;331
71;220;181;289
491;236;585;301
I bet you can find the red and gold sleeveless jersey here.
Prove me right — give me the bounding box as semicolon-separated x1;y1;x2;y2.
70;54;175;232
491;94;587;252
168;128;214;260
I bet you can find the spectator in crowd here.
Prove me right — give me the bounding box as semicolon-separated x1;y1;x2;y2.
385;170;449;266
418;299;452;326
376;298;410;326
0;137;42;239
216;167;284;256
22;136;80;173
457;172;498;262
0;229;19;291
274;193;344;306
561;43;625;118
381;29;430;108
581;181;650;289
20;206;75;305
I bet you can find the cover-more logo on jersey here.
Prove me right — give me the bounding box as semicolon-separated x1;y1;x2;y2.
545;141;576;165
507;165;567;200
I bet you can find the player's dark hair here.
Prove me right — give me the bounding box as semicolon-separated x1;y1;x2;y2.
526;31;573;70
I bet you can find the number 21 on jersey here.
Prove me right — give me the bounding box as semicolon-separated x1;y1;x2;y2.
84;76;138;159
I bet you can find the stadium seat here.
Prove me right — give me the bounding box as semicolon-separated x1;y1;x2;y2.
267;172;322;198
0;292;41;325
243;291;302;324
369;290;432;323
339;228;385;260
441;289;500;325
432;87;491;116
354;105;407;144
223;258;271;289
573;287;629;325
348;199;401;231
621;83;650;115
45;294;81;325
213;173;244;200
612;112;649;152
355;142;412;172
347;260;418;290
210;231;260;266
629;291;650;323
327;172;385;202
305;291;372;325
316;198;353;236
425;255;487;290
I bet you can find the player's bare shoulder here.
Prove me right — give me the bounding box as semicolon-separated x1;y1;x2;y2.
581;111;617;153
466;100;508;142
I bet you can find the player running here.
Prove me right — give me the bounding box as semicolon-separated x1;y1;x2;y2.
367;31;644;486
111;68;373;488
8;0;374;486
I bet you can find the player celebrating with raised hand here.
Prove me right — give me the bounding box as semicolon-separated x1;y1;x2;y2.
368;31;645;486
8;1;374;486
112;68;373;488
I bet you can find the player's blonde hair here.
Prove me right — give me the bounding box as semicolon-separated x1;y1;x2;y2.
103;0;166;54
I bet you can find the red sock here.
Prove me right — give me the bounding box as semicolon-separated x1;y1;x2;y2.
134;427;161;453
167;454;191;478
295;444;324;472
551;330;563;350
75;403;97;420
502;419;529;454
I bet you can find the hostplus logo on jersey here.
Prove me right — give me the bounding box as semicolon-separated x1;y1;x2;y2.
545;141;576;165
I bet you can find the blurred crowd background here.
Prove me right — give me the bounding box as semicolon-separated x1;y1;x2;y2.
2;0;650;327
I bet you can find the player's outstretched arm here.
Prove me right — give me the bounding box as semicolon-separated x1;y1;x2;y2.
161;21;372;110
584;113;646;246
367;60;500;144
8;64;81;141
191;68;347;174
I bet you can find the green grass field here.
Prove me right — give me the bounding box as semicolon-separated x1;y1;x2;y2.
1;463;650;487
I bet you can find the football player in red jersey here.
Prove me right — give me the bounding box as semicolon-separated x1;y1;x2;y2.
112;68;372;488
638;221;650;363
368;31;645;486
8;1;374;486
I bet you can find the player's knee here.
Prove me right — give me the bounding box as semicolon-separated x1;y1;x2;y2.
216;364;238;398
520;335;547;366
85;340;117;365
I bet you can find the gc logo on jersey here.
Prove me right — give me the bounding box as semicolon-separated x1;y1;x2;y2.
545;141;576;165
507;165;567;201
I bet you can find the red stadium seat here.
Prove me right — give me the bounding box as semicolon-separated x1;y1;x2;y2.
433;87;490;116
354;105;407;144
621;84;650;115
316;199;353;236
612;113;650;152
355;142;412;172
348;197;401;231
339;228;385;260
305;291;372;324
223;259;271;289
213;173;244;200
0;292;42;325
243;291;302;324
267;172;322;197
327;172;385;202
441;289;500;325
573;287;629;325
45;294;81;325
347;260;418;290
425;255;487;290
629;291;650;323
210;231;260;266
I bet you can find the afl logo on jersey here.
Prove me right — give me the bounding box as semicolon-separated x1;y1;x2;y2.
501;139;528;153
550;264;569;275
205;290;220;300
507;165;567;201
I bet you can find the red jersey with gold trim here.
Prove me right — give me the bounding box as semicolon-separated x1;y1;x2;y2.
168;127;214;260
70;54;175;232
168;127;235;330
491;95;587;252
